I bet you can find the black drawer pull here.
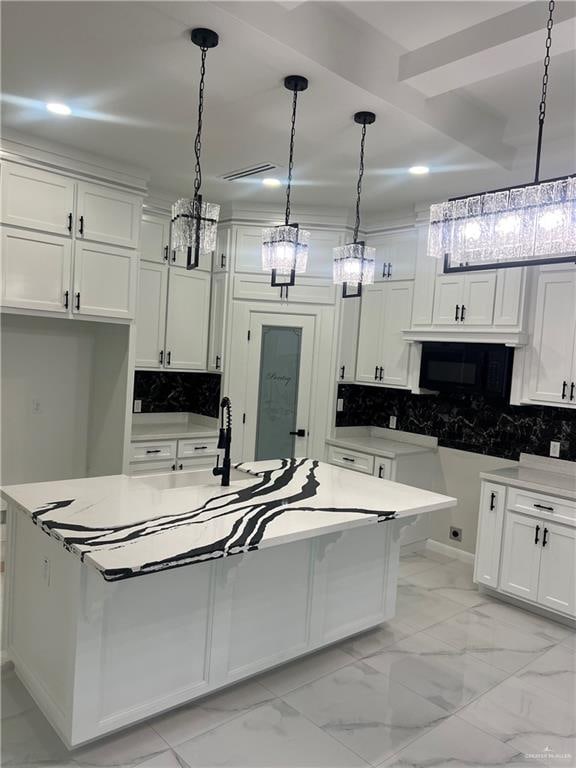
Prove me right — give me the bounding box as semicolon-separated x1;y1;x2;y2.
341;456;355;462
145;449;162;454
378;465;386;479
489;491;496;511
534;503;554;512
534;524;540;545
542;527;549;547
194;446;208;450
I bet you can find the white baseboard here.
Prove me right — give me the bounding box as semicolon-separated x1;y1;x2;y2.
426;539;475;564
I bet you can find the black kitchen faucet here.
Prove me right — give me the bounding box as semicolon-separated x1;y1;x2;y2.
213;397;232;486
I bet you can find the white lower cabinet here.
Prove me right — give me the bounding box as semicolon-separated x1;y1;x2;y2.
128;436;218;476
473;482;505;588
1;227;72;313
475;478;576;619
373;458;393;480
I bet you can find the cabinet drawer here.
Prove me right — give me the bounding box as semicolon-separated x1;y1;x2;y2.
507;487;576;527
178;437;218;459
327;445;374;474
128;459;175;476
180;456;217;471
130;441;177;462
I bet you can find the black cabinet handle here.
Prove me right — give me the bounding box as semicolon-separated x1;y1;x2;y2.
172;250;176;263
164;246;169;262
489;491;496;511
67;212;73;233
220;253;226;269
179;463;183;470
571;382;575;401
194;446;208;450
455;304;460;322
461;304;466;322
75;292;80;311
171;463;176;471
166;351;171;366
378;465;385;479
340;365;345;380
146;449;162;454
215;355;221;370
78;215;84;235
542;527;549;547
159;350;164;365
341;456;355;462
379;366;384;381
374;365;379;381
534;524;540;545
289;429;306;437
382;263;387;279
562;381;568;399
387;262;392;278
64;290;69;309
534;503;554;512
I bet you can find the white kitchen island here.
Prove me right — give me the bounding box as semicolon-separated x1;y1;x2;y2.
2;458;456;748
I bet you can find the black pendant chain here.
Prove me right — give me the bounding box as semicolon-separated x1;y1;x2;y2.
285;88;299;226
193;46;207;204
353;123;367;244
534;0;555;183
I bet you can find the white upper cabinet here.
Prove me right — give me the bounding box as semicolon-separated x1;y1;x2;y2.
76;181;141;249
370;229;417;282
526;269;576;406
306;229;343;279
493;268;526;327
164;269;210;370
213;225;231;273
432;275;463;325
232;225;263;273
1;227;72;313
207;272;227;372
135;263;168;368
1;163;75;236
432;272;496;326
336;294;360;382
140;213;170;264
73;242;137;319
356;281;414;388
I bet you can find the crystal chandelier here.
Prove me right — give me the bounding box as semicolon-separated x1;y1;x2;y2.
171;28;220;270
428;1;576;272
333;112;376;298
262;75;310;290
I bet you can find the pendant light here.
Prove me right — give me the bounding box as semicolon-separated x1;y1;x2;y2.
262;75;310;289
428;0;575;272
333;111;376;298
171;28;220;270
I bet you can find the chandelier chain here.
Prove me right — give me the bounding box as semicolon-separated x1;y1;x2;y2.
285;89;299;226
193;46;207;204
353;123;367;244
534;0;555;182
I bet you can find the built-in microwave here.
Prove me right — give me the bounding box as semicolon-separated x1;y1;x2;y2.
419;342;514;398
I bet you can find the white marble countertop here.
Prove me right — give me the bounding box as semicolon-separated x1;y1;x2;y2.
480;465;576;500
131;422;218;441
1;459;456;581
326;428;437;460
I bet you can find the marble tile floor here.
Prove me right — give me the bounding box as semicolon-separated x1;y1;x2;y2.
2;549;575;768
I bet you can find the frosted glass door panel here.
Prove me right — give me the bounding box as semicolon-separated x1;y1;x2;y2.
255;326;302;460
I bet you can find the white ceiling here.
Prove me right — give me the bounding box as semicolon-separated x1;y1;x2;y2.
2;1;575;219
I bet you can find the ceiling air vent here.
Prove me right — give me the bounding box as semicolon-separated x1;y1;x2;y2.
221;163;278;182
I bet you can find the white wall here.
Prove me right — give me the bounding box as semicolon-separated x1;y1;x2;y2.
1;315;94;484
429;447;517;554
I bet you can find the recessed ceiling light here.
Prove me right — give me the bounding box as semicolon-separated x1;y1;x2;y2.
46;102;71;116
409;165;429;175
262;177;281;188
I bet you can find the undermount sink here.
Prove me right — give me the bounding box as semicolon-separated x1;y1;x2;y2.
135;467;253;491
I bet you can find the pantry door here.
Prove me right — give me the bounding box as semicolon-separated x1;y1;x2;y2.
243;312;315;461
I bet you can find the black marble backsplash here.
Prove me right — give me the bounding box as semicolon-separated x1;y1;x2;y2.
336;384;576;462
134;371;221;418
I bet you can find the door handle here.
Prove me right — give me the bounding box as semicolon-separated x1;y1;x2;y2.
562;381;568;399
387;262;392;278
159;350;164;365
461;304;466;322
489;491;496;511
534;524;540;545
75;292;81;311
215;355;221;370
378;465;385;479
166;351;171;366
455;304;460;322
64;290;69;309
179;463;183;470
571;382;575;401
289;429;306;437
67;212;73;233
220;253;226;269
374;365;379;381
379;366;384;381
542;527;549;547
172;250;176;263
164;246;169;262
78;215;84;235
340;365;345;380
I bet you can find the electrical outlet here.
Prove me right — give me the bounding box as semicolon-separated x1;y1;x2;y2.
450;526;463;542
133;399;142;413
31;399;41;414
337;398;344;412
389;415;397;429
550;440;561;458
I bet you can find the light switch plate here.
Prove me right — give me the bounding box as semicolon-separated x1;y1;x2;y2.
389;415;397;429
336;398;344;412
133;399;142;413
550;440;561;458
